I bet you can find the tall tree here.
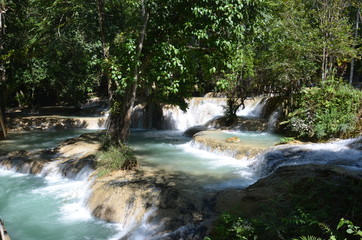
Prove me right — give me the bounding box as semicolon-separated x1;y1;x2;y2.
316;0;356;81
105;0;271;143
107;0;149;144
0;0;6;112
349;8;361;84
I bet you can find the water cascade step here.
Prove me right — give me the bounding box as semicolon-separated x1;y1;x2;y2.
131;96;276;131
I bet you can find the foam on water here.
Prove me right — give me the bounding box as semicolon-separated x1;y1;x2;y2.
252;136;362;177
0;165;119;240
108;207;160;240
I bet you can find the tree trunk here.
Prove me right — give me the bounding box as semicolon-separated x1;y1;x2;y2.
0;107;6;139
0;0;7;112
349;9;360;85
97;0;110;98
106;0;149;144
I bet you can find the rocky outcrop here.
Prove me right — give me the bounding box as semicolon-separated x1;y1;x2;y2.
88;168;215;239
0;133;101;178
192;130;270;159
6;116;106;131
183;125;209;137
0;150;54;174
349;135;362;151
214;164;362;222
205;116;267;132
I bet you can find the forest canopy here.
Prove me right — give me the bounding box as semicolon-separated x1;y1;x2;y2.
0;0;361;142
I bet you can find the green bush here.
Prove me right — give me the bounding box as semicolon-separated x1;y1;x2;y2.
206;176;362;240
283;80;362;141
96;145;138;177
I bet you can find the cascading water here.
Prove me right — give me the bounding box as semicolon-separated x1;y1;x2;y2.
267;107;281;132
131;97;268;131
0;162;121;240
162;97;226;130
1;96;361;239
252;136;362;178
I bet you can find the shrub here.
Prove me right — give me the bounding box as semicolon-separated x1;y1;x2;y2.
283;80;362;141
206;175;362;240
96;145;138;176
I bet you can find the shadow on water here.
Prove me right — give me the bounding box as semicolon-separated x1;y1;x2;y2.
0;129;98;151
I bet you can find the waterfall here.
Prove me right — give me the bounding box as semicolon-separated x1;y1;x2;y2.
236;98;267;117
131;97;270;131
252;136;362;178
267;107;281;132
162;97;226;130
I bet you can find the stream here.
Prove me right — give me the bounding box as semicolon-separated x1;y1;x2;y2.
0;97;361;239
0;128;283;240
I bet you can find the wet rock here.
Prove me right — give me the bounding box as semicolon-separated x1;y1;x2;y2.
214;164;362;217
88;168;215;239
183;125;208;137
205;116;267;132
6;116;106;132
0;150;51;174
225;136;240;143
0;132;101;177
0;219;11;240
56;133;101;158
349;136;362;151
193;131;266;159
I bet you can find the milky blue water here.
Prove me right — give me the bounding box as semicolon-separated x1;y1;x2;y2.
0;129;283;239
0;169;120;240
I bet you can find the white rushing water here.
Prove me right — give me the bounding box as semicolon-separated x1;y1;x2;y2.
0;164;121;240
132;97;267;131
253;136;362;177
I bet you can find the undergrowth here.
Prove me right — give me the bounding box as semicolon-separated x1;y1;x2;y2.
96;145;138;177
206;175;362;240
282;79;362;141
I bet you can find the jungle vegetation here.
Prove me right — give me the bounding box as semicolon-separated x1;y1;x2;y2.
0;0;362;143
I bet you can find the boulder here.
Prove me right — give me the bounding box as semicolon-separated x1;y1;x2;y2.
193;131;267;159
205;116;267;132
0;132;101;178
214;164;362;217
225;136;241;143
183;125;208;137
88;168;215;239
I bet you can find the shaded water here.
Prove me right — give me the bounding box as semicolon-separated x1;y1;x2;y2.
1;129;95;151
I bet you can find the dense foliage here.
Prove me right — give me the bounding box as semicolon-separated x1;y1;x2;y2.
283;80;362;141
207;175;362;240
1;0;361;141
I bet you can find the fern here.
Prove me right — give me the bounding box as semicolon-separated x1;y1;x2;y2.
297;236;323;240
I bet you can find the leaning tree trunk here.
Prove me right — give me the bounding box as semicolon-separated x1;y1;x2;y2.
0;0;7;112
106;0;149;144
